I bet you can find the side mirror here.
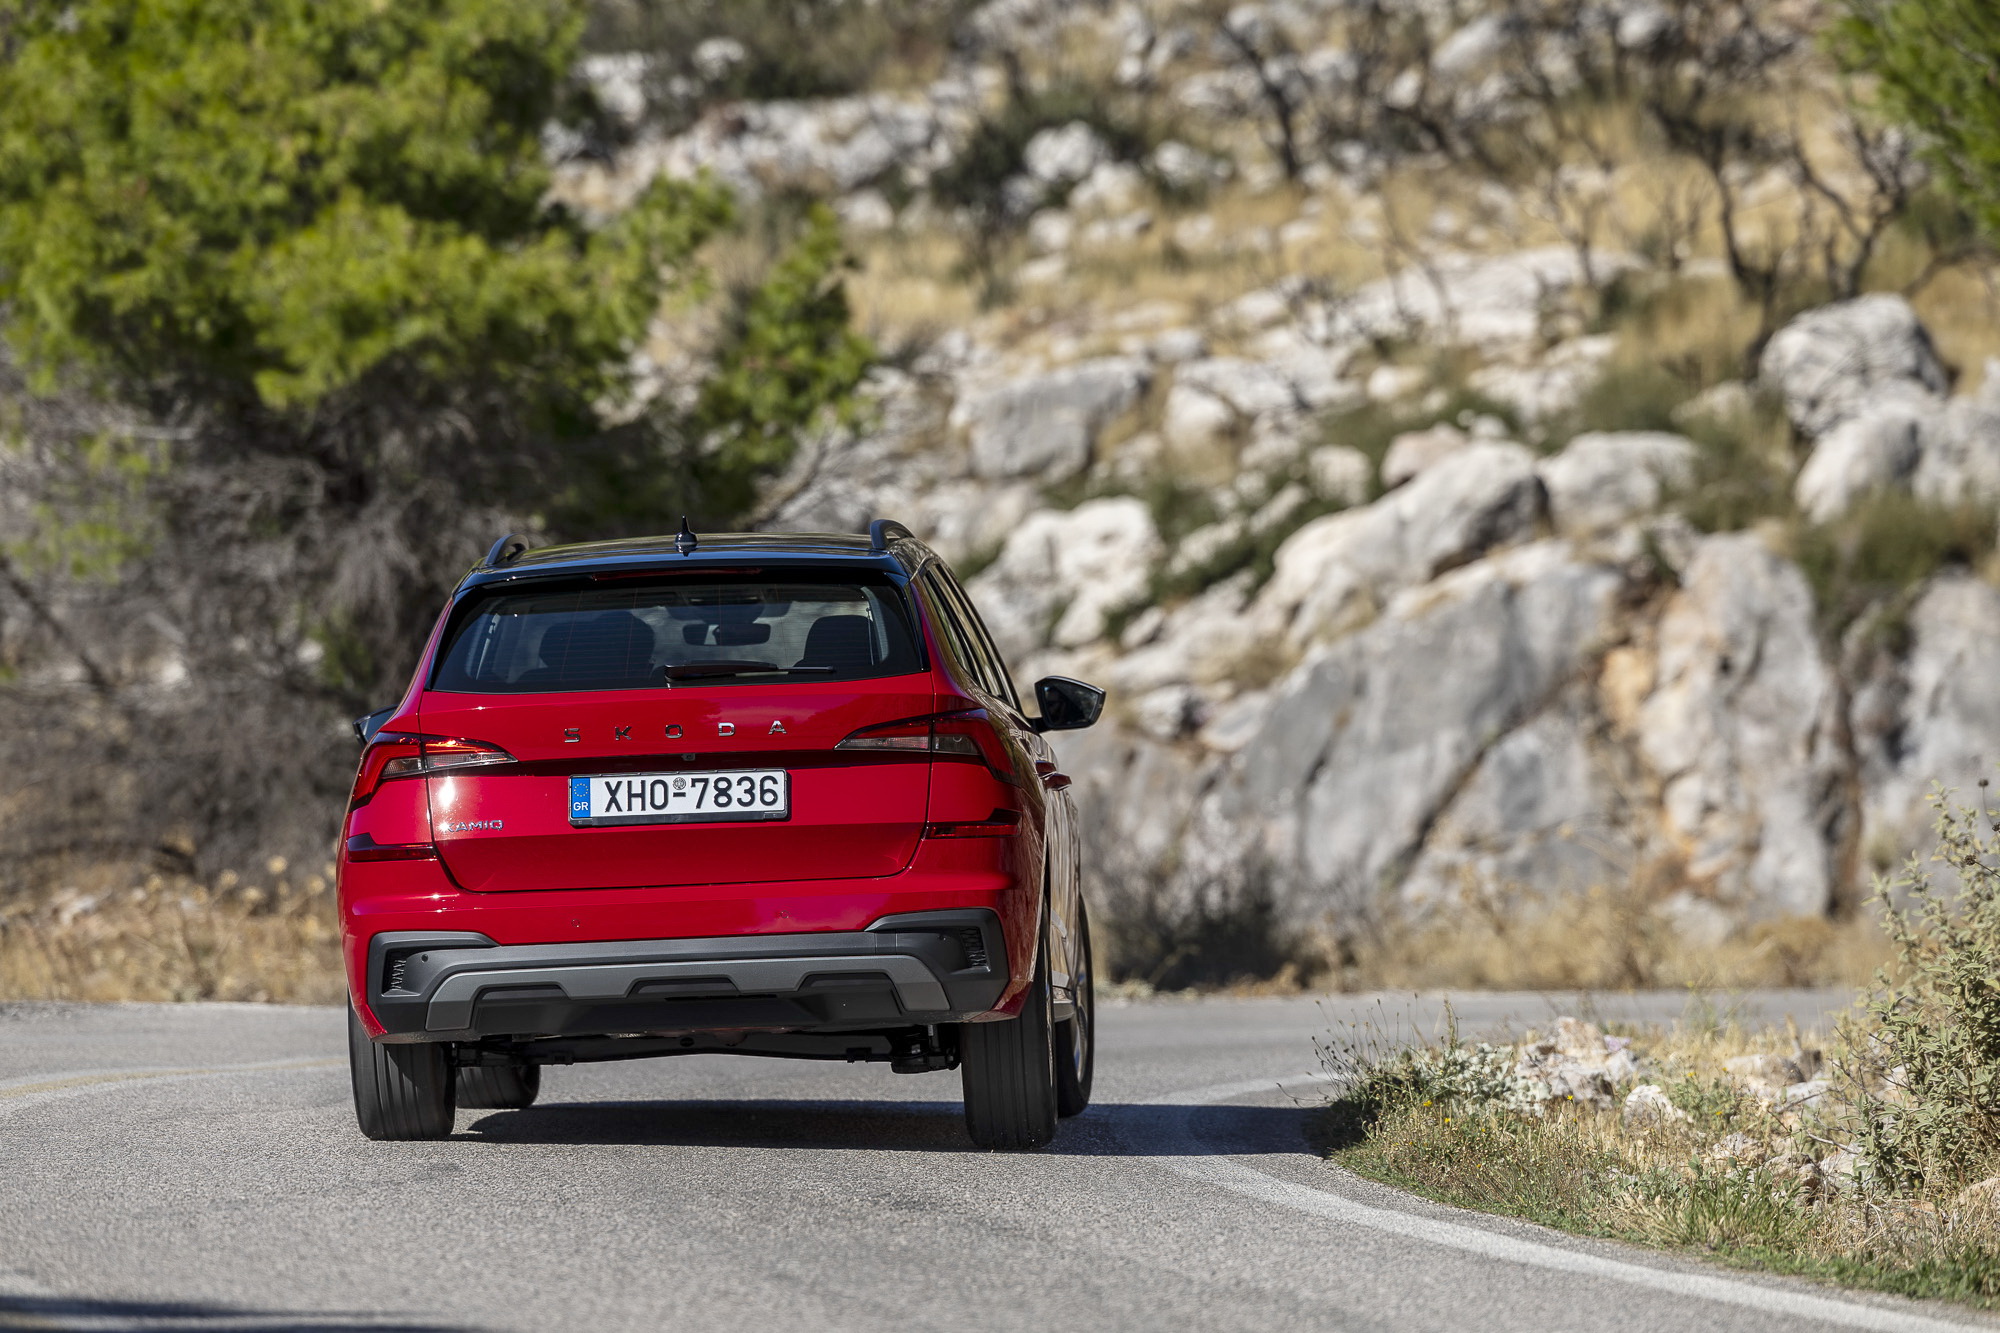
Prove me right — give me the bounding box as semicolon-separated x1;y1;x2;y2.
352;706;396;745
1032;676;1105;732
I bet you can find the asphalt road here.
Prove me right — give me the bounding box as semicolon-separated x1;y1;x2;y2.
2;990;1991;1333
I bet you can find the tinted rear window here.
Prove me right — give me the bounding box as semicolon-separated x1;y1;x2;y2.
431;571;926;693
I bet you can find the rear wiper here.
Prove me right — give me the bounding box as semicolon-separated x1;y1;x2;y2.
662;661;837;683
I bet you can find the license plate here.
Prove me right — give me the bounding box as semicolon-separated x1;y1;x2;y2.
568;770;790;827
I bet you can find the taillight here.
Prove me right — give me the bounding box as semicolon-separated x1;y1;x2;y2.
350;733;513;803
836;709;1015;779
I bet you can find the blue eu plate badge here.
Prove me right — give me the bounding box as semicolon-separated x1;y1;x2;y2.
568;777;591;820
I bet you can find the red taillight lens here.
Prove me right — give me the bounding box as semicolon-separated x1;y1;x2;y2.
932;710;1014;776
832;717;934;752
350;733;513;803
835;709;1015;779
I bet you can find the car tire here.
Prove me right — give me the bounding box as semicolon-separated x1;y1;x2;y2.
960;913;1060;1150
456;1061;541;1110
348;1004;455;1141
1055;902;1094;1118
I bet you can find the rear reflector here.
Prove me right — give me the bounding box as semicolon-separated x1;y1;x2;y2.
345;834;438;862
923;809;1022;839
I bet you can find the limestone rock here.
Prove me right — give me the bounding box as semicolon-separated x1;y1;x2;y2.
967;498;1162;659
580;53;649;126
1071;161;1146;214
1706;1131;1766;1165
1207;542;1624;911
1514;1027;1616;1110
636;92;964;201
1759;294;1947;438
1336;248;1643;348
1168;518;1245;578
1174;357;1302;421
1382;423;1470;490
1161;381;1236;461
953;357;1150;480
1775;1078;1832;1109
1106;574;1260;694
1636;533;1844;916
1256;442;1548;647
834;190;895;232
1913;368;2000;506
1538;431;1697;536
1723;1052;1807;1095
1616;3;1674;48
1402;687;1637;905
1432;14;1507;81
1623;1083;1691;1128
1817;1148;1861;1193
1023;120;1110;185
1026;209;1074;255
1151;140;1231;190
691;37;747;81
1794;401;1926;521
1549;1016;1606;1058
1132;683;1209;741
1307;445;1372;505
1469;336;1616;426
1854;574;2000;864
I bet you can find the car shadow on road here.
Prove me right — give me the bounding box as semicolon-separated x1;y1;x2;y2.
458;1097;1317;1157
0;1292;466;1331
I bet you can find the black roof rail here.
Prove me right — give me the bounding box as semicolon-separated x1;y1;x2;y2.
483;533;530;568
868;518;915;553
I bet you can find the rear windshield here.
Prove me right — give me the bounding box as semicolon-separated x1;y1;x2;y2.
431;571;926;693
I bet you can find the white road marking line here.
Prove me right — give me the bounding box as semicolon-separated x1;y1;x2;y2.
1123;1075;1988;1333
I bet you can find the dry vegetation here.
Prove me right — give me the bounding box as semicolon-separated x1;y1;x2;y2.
0;862;343;1004
1329;1026;2000;1305
1346;888;1890;992
1323;787;2000;1306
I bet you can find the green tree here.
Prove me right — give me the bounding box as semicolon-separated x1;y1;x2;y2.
1835;0;2000;241
0;0;876;880
0;0;731;411
693;203;873;507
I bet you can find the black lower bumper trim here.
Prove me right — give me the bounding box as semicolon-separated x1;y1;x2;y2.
364;910;1008;1042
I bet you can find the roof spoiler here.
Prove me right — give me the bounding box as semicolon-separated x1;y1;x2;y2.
868;518;914;553
482;533;531;568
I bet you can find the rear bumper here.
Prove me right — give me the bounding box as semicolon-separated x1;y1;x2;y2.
339;839;1041;1036
364;909;1008;1042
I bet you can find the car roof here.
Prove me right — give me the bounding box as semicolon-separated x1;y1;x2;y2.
457;530;933;591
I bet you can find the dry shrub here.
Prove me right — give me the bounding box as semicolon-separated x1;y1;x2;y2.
1347;881;1888;992
1848;784;2000;1193
0;862;343;1004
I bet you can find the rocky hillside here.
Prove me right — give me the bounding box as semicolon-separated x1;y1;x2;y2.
5;0;1993;992
552;0;2000;982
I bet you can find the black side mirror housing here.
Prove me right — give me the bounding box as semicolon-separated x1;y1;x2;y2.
1032;676;1105;732
352;706;396;745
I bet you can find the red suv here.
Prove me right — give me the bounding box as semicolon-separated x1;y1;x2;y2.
340;521;1103;1149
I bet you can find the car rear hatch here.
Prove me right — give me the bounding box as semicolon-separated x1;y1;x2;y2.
415;567;936;893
